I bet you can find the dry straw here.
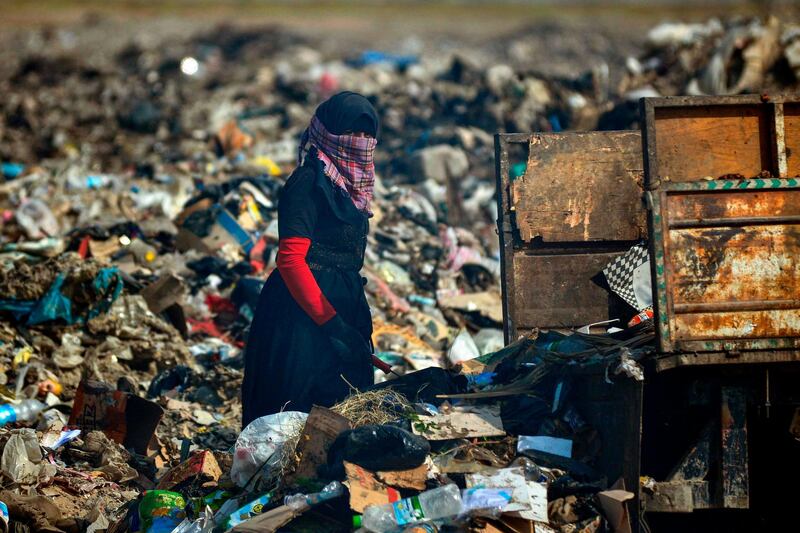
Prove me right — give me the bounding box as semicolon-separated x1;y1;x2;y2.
331;387;411;427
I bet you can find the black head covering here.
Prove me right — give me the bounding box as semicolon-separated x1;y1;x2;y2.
314;91;379;138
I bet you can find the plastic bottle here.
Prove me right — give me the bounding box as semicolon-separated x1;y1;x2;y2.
128;238;158;265
284;480;344;511
0;400;47;427
353;516;440;533
362;484;462;532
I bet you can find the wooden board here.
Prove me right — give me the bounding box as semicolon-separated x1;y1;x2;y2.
784;102;800;177
288;406;351;483
511;131;645;242
650;104;771;182
511;252;625;331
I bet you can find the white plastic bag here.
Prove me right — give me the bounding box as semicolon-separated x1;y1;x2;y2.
231;411;308;488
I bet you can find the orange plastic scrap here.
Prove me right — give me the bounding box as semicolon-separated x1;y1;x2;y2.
215;120;253;156
370;318;437;354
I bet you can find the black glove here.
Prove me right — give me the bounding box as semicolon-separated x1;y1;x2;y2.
321;315;371;365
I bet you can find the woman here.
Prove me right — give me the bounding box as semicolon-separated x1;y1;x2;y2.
241;92;378;427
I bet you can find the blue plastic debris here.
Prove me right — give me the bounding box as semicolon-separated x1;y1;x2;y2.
0;267;123;326
86;266;123;320
28;273;72;325
1;162;25;179
353;50;418;69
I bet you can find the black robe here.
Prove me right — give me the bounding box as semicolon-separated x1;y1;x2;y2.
241;155;374;428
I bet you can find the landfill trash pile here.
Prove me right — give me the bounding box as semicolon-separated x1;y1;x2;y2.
0;10;797;532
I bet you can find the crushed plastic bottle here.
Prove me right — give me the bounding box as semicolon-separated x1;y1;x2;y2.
284;480;345;511
0;400;47;427
362;484;462;532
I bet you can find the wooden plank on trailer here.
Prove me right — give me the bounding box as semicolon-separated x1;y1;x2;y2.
510;252;623;330
511;131;645;243
650;104;772;183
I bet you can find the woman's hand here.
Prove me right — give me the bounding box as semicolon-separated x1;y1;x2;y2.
321;315;372;365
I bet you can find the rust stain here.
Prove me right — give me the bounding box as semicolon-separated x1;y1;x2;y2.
674;309;800;340
669;190;799;221
670;225;799;304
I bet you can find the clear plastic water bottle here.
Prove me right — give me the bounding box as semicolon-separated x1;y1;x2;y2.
284;480;344;511
362;484;462;532
0;400;47;427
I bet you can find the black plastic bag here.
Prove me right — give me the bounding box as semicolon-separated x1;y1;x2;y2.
322;425;430;478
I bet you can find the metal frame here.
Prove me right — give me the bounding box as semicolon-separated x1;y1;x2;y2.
647;177;800;354
494;132;532;344
640;94;798;189
640;96;800;361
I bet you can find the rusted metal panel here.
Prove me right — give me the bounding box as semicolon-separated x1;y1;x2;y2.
655;349;800;371
667;424;712;481
649;177;800;353
721;386;749;509
784;103;800;177
511;131;645;243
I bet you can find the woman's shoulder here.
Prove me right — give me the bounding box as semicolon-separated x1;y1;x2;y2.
283;164;316;191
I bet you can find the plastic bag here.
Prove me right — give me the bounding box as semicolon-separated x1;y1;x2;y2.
231;411;308;488
1;429;44;483
27;273;72;326
326;424;430;473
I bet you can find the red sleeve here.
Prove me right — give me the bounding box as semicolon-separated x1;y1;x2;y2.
276;237;336;325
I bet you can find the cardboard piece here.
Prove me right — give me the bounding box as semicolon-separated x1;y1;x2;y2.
68;379;163;454
413;404;505;440
376;462;429;490
288;406;351;482
156;450;222;490
439;291;503;323
176;227;212;254
597;479;634;533
140;273;186;314
88;238;122;259
343;461;402;514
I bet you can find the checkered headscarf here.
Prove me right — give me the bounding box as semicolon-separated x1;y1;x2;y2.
299;115;377;215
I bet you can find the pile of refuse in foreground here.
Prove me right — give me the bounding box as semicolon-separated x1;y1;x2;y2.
0;329;654;532
0;12;797;532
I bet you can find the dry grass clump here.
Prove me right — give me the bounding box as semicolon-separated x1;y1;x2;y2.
331;388;411;427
